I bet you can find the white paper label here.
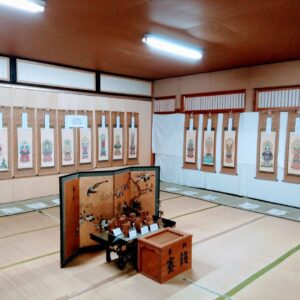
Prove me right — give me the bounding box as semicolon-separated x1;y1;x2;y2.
266;117;272;133
228;117;233;132
65;115;88;128
131;116;135;129
101;115;106;129
22;112;28;129
207;119;212;132
141;226;149;235
45;114;50;129
150;223;159;232
113;228;123;236
116;116;120;128
129;229;137;239
189;118;194;131
0;112;3;129
296;117;300;134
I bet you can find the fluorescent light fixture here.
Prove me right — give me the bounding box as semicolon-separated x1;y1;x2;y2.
0;0;45;13
142;34;203;60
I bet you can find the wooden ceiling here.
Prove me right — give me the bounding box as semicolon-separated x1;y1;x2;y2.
0;0;300;80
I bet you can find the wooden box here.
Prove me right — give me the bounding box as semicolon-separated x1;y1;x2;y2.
138;228;192;283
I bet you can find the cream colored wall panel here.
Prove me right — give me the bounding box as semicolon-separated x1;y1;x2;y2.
17;60;96;91
100;74;152;97
0;56;9;81
0;86;152;203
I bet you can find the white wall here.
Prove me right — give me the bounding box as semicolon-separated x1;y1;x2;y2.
153;113;300;208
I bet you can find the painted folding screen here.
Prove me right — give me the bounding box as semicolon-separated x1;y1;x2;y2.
60;166;160;267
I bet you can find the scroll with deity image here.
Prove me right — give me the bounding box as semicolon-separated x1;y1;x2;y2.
259;131;276;173
61;128;75;166
128;127;137;159
223;130;236;168
185;129;196;163
113;127;123;160
203;130;215;166
0;128;9;171
287;132;300;176
79;128;92;164
40;128;55;168
98;126;109;161
17;128;33;169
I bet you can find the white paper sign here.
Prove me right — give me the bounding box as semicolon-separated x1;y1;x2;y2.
65;115;88;128
44;114;50;129
141;226;149;235
296;117;300;134
113;228;123;236
266;117;272;133
150;223;159;232
0;112;3;129
101;115;106;129
207;119;212;132
131;116;135;129
228;117;233;132
22;112;28;129
189;118;194;131
129;229;137;239
116;116;120;128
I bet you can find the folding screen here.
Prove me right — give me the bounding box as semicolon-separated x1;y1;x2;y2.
37;109;58;176
60;166;160;267
284;111;300;184
126;112;139;165
111;112;125;167
201;114;218;172
183;113;198;170
0;106;11;179
77;110;94;171
13;107;36;178
58;110;76;173
95;110;111;168
221;113;240;175
256;112;280;181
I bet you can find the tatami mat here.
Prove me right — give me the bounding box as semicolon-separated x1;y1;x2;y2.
0;182;299;299
161;196;218;219
0;211;58;238
160;182;300;223
0;194;60;217
233;251;300;300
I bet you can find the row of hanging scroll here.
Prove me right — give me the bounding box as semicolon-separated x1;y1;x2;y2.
0;107;139;179
183;111;300;184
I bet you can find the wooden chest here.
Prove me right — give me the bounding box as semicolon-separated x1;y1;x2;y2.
138;228;192;283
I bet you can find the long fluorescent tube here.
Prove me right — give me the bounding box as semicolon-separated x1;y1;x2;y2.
0;0;45;13
142;34;203;60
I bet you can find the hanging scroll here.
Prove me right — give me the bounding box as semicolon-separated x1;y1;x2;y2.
221;113;240;175
0;106;11;179
13;107;36;178
201;114;217;172
183;114;198;169
111;112;125;167
256;112;280;181
96;111;111;168
58;110;76;173
37;109;57;175
77;110;94;170
284;111;300;184
127;112;139;165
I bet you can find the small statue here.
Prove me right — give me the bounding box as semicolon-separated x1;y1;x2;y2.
121;222;131;237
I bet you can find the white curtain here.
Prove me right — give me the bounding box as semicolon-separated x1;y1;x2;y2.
152;112;300;208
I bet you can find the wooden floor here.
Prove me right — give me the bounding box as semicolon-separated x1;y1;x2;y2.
0;191;299;300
